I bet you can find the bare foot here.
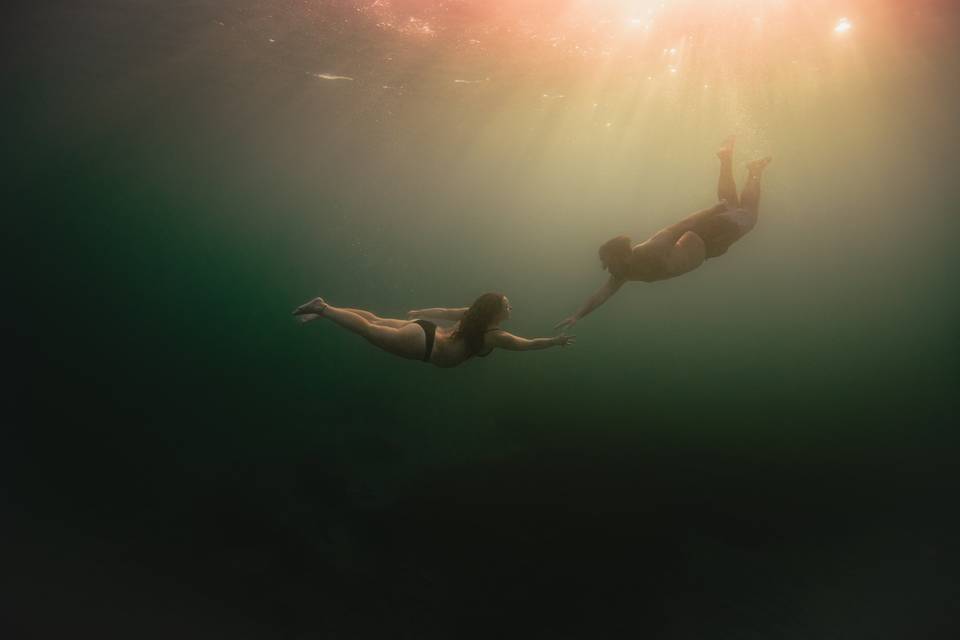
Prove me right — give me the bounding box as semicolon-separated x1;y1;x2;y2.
747;156;772;175
292;296;327;318
296;313;321;324
717;135;736;161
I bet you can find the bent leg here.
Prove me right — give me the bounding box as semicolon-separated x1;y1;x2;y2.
716;135;739;207
322;306;426;360
740;157;772;214
647;201;728;247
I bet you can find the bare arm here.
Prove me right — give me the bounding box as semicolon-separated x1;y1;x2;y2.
487;330;575;352
407;307;468;321
555;276;624;331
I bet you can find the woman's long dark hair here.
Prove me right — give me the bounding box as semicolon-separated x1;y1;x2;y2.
452;292;506;354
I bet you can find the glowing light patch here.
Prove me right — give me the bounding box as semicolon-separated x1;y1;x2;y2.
343;1;908;86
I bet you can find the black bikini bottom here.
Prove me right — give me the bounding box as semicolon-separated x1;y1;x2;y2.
412;319;437;362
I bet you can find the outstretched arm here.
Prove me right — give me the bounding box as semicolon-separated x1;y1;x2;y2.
407;307;469;321
555;276;624;331
487;330;575;352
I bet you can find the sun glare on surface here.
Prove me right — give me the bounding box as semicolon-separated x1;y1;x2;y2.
352;1;873;70
266;0;943;146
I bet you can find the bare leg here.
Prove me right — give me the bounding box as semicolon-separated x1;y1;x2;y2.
298;306;408;327
293;298;426;360
342;308;380;322
716;135;739;207
646;201;728;247
342;308;409;328
740;156;772;214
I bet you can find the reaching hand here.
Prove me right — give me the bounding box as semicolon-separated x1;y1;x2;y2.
554;316;578;332
406;309;421;319
555;334;576;347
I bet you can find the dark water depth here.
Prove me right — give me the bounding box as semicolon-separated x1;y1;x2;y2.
7;2;960;637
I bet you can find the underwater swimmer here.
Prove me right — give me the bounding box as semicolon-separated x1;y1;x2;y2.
294;292;574;368
555;136;772;331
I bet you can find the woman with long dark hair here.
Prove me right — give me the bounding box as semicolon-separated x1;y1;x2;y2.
293;292;574;367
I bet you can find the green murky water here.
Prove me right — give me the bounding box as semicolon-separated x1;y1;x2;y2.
9;1;959;636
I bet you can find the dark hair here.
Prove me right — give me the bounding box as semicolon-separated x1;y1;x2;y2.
598;235;632;277
452;292;506;354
